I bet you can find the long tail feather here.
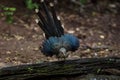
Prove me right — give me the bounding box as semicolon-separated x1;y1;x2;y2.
35;0;64;38
49;3;64;36
35;9;51;38
41;0;60;36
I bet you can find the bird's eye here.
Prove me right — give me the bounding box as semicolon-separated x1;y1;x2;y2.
54;43;59;47
52;43;61;50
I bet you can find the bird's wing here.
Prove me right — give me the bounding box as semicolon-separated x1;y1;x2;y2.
35;0;64;39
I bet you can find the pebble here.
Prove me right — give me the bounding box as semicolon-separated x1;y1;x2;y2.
100;35;105;39
6;51;11;54
14;35;24;40
67;30;75;34
94;53;98;56
76;28;80;31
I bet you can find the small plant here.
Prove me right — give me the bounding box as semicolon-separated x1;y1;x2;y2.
1;6;16;23
25;0;39;10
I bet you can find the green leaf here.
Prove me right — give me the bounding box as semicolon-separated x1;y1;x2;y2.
3;7;16;11
3;7;9;11
9;7;16;11
33;3;39;9
25;0;39;10
6;16;13;23
79;0;87;4
4;12;13;15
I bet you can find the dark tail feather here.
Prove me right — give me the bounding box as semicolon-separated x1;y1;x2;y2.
49;3;64;36
35;9;51;38
41;0;59;36
35;0;64;38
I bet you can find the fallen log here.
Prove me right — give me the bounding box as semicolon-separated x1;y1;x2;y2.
0;57;120;80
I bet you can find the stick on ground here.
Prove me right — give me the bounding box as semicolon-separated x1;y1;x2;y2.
0;57;120;80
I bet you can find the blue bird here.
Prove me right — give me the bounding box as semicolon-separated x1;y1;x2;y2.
35;0;79;59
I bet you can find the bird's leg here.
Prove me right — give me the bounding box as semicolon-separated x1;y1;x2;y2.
57;57;65;61
57;57;61;61
56;55;61;61
63;57;67;61
56;54;67;61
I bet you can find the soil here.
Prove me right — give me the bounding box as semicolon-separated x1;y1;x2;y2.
0;0;120;68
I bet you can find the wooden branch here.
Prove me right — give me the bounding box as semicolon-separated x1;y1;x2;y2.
0;57;120;80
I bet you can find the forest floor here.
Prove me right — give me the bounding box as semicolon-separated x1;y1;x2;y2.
0;0;120;68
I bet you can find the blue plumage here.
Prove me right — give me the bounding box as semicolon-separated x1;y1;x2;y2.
35;0;80;58
61;34;79;51
42;34;79;57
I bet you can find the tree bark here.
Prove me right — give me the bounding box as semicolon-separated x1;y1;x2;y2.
0;57;120;80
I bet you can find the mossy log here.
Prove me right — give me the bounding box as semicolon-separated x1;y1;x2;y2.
0;57;120;80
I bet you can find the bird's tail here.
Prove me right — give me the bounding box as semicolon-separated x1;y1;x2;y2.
35;0;64;39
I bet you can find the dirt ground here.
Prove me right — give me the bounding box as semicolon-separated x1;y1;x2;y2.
0;1;120;67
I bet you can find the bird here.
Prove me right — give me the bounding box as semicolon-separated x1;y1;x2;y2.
35;0;80;59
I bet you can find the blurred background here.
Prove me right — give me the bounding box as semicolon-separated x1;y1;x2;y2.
0;0;120;67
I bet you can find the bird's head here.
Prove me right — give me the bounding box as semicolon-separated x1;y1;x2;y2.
57;47;68;59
